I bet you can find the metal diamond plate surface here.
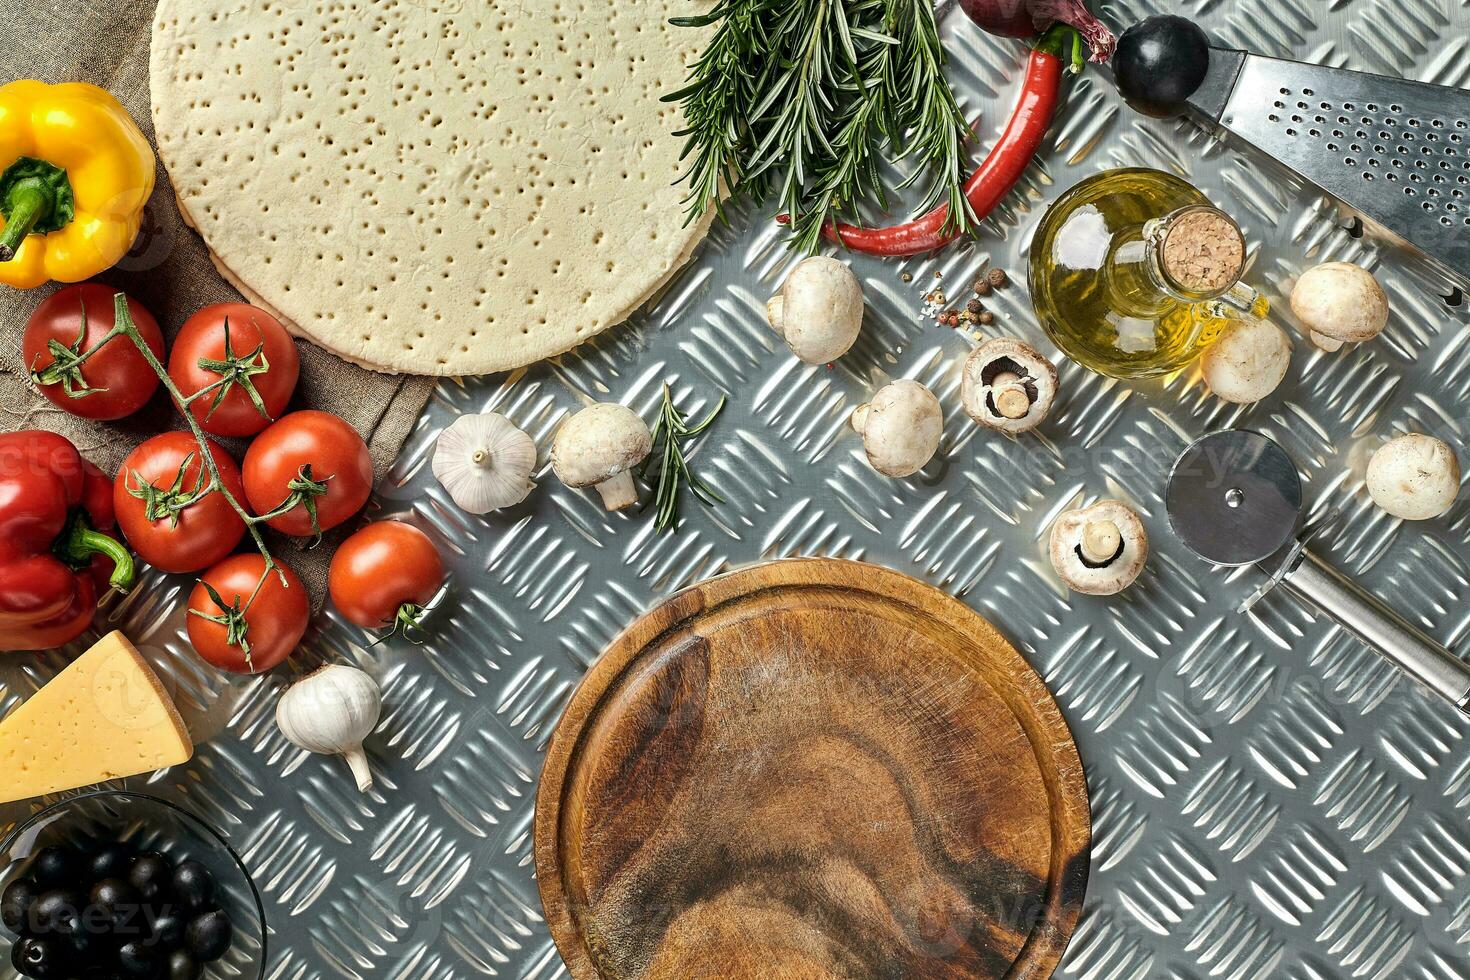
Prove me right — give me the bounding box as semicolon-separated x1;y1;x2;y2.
5;1;1470;977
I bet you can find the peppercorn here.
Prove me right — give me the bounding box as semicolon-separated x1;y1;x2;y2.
978;311;994;325
900;272;913;283
966;299;983;314
987;268;1008;288
973;279;991;297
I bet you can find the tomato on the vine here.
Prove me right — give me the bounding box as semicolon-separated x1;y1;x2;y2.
242;410;372;538
329;521;445;636
186;553;308;674
114;432;249;574
168;302;299;437
24;284;165;421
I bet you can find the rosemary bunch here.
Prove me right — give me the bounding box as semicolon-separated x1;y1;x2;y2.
645;384;726;532
667;0;974;252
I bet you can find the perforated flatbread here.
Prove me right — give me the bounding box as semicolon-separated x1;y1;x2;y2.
150;0;713;376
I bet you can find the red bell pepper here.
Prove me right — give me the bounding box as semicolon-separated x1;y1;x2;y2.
0;430;135;652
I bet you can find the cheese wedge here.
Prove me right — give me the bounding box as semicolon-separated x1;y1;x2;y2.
0;631;193;803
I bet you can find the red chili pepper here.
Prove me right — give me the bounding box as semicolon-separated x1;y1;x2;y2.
0;430;135;652
798;26;1084;256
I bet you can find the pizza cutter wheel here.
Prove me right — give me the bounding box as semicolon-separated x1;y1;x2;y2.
1167;429;1470;713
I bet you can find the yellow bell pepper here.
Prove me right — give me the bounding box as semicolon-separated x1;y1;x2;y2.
0;80;155;289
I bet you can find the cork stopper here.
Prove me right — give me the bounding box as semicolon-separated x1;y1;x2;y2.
1159;207;1245;294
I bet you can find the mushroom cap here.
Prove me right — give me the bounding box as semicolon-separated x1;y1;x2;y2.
961;338;1058;434
1049;499;1148;596
1289;262;1388;344
1366;433;1460;520
851;379;942;477
432;412;537;513
1200;317;1292;404
768;256;864;364
551;403;652;489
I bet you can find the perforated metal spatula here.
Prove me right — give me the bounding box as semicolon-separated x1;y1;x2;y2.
1167;430;1470;713
1114;17;1470;284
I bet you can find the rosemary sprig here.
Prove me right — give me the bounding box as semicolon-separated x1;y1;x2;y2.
644;384;726;532
666;0;974;252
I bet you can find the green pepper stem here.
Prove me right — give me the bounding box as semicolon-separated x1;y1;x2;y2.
0;179;51;262
1034;25;1085;76
59;520;137;594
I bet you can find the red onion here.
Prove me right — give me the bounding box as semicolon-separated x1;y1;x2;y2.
958;0;1116;63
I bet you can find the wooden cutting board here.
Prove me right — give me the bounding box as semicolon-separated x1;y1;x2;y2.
535;558;1090;980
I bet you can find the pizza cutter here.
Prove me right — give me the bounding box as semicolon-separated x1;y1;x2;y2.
1167;429;1470;713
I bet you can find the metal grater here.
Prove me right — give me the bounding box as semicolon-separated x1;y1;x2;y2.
1184;47;1470;283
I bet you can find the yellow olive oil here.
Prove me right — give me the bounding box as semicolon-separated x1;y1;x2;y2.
1029;168;1268;379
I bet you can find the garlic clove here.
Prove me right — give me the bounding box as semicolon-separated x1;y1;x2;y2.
276;664;383;793
433;412;537;514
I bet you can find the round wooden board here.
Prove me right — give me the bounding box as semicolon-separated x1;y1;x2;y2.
535;558;1090;980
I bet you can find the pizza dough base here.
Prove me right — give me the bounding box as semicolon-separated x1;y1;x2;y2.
151;0;713;376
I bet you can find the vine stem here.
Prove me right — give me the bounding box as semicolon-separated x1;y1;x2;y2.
108;294;287;597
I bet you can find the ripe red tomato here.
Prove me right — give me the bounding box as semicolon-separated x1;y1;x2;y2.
168;303;299;437
329;521;445;633
242;410;372;537
114;432;249;574
187;553;308;674
23;284;165;421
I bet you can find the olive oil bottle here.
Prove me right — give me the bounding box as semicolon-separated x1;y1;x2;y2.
1029;168;1268;379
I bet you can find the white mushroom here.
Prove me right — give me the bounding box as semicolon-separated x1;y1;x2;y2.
1289;262;1388;352
1200;317;1293;404
961;338;1057;434
1049;500;1148;596
1366;433;1460;520
766;256;864;364
432;412;537;513
551;403;652;511
850;379;942;477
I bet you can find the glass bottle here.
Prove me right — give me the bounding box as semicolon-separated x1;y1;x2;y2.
1028;168;1268;379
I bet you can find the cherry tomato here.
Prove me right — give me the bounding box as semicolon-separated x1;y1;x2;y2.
168;303;299;437
329;521;445;634
242;411;372;537
114;432;249;574
23;284;165;421
186;554;308;674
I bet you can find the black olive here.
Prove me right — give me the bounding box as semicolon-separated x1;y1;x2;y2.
1113;15;1213;119
10;935;67;978
31;848;78;891
87;842;137;884
183;908;231;962
145;910;185;950
2;877;39;934
89;878;144;936
117;939;160;978
69;925;117;971
165;949;201;980
126;855;173;905
30;890;83;938
168;863;214;915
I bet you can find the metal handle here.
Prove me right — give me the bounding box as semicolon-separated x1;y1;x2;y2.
1281;549;1470;712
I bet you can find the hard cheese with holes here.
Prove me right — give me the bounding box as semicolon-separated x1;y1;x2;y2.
0;632;192;803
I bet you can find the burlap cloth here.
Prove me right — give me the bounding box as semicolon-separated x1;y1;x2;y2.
0;0;436;608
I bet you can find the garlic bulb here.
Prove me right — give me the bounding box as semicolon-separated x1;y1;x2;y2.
432;412;537;513
276;665;382;792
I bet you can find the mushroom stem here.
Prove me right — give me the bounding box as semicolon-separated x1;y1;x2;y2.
851;403;871;434
593;470;638;511
991;371;1031;420
1308;330;1343;352
765;295;785;333
1080;520;1121;565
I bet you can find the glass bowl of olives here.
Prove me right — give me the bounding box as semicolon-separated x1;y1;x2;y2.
0;791;266;979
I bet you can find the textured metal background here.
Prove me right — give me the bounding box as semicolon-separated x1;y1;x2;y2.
5;1;1470;977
